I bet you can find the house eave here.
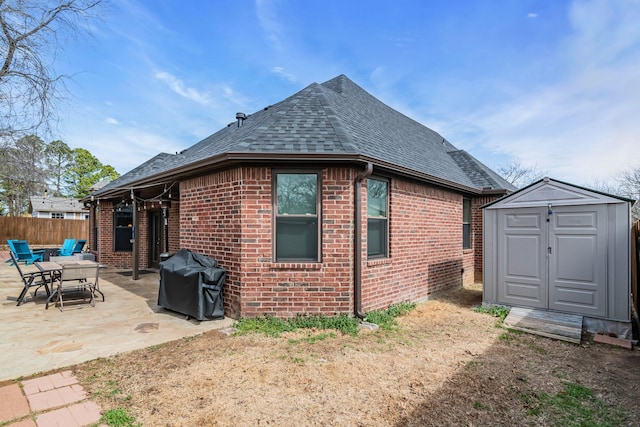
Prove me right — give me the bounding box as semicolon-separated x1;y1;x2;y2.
89;152;509;200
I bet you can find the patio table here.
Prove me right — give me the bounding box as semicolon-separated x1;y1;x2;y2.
35;260;104;309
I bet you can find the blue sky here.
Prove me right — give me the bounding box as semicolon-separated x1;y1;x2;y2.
54;0;640;187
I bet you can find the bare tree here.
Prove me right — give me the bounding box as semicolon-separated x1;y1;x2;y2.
616;165;640;221
0;134;47;215
0;0;102;138
495;158;547;188
45;139;72;196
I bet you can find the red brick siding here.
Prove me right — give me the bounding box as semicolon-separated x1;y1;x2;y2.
239;167;354;318
471;196;500;282
93;166;496;318
91;200;178;269
92;201;132;268
167;203;181;254
180;170;243;318
360;179;471;312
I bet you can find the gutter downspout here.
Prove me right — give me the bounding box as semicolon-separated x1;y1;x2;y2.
131;190;139;281
354;162;373;319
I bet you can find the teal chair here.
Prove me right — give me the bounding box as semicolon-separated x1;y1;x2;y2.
58;239;76;256
7;240;44;265
72;239;86;254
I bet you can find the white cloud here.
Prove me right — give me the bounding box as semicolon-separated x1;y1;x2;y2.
154;71;211;105
458;0;640;186
256;0;284;51
221;85;251;107
67;124;185;174
527;13;538;18
271;67;296;82
105;117;118;125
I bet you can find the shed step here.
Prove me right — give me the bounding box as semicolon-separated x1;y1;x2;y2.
504;307;583;344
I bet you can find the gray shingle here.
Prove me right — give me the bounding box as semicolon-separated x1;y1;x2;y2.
96;74;512;195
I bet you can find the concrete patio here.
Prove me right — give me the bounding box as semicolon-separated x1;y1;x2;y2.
0;254;233;382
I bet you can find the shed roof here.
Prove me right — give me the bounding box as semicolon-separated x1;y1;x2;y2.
93;75;515;198
483;177;634;209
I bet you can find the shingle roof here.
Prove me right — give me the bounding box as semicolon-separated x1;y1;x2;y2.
29;196;85;213
96;74;515;196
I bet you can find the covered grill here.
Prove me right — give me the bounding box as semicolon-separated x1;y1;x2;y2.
158;249;226;320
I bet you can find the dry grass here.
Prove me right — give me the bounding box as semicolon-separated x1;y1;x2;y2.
74;284;640;426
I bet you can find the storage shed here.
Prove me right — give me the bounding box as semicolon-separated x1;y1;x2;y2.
483;178;633;327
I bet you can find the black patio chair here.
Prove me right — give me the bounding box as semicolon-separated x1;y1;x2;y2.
10;252;50;306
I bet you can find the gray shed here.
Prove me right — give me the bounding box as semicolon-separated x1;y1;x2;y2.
483;178;633;326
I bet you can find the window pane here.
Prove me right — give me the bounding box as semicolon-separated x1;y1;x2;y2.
463;223;471;249
277;174;317;215
114;208;133;252
276;217;318;260
115;210;132;227
367;218;387;257
463;198;471;249
463;199;471;223
114;227;133;251
367;179;387;217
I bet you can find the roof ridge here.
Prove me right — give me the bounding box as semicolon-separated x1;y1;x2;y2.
314;84;359;153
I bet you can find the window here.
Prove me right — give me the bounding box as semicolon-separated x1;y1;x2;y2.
367;178;388;258
51;212;64;219
463;198;471;249
274;172;320;262
114;206;133;252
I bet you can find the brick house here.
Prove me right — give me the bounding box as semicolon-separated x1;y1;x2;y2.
84;75;515;319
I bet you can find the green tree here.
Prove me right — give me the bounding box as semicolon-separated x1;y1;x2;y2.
45;139;73;196
63;147;119;198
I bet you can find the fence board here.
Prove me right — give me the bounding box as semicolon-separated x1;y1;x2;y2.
0;217;89;247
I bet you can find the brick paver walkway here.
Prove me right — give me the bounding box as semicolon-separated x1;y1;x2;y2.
0;371;103;427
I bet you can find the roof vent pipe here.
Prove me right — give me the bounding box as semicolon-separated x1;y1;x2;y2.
236;112;247;127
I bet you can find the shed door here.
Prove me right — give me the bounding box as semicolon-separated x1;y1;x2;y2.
496;205;607;316
497;208;547;308
548;205;606;317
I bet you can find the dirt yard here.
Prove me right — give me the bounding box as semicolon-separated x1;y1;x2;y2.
74;284;640;426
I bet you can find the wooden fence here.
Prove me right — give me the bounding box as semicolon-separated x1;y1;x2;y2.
0;217;89;247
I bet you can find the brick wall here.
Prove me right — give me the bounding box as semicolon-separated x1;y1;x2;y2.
93;201;133;268
167;203;181;254
238;167;354;318
180;169;243;318
92;166;497;319
471;196;500;282
91;200;179;269
361;179;470;312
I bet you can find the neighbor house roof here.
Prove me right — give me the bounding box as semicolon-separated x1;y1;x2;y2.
29;196;85;214
93;75;515;198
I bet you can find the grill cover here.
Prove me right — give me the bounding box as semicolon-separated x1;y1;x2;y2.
158;249;225;320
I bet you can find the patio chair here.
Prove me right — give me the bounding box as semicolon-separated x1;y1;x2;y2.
49;263;101;311
10;251;50;306
7;240;44;265
58;239;76;256
72;239;86;254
